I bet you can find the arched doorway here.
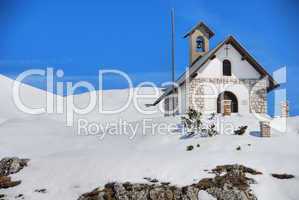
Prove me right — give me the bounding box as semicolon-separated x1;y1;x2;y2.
217;91;238;113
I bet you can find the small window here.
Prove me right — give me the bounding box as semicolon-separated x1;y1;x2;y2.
196;36;205;52
223;59;231;76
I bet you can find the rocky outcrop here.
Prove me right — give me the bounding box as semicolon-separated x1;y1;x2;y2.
0;157;29;190
197;164;262;200
77;164;261;200
0;176;21;189
0;157;29;176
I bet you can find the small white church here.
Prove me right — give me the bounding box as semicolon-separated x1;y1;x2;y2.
153;22;278;116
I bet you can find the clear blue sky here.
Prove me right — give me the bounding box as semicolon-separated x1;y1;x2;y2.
0;0;298;115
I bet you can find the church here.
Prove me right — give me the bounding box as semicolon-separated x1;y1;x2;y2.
153;22;279;116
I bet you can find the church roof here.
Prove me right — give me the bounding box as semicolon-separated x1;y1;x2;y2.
151;35;279;106
183;22;215;38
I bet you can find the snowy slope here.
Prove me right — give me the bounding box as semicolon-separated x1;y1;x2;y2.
0;75;298;200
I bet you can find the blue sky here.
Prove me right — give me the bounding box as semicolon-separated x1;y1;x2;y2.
0;0;298;115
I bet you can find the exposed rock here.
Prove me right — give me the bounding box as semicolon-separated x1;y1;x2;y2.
77;164;261;200
186;145;194;151
211;164;262;176
34;188;47;193
0;176;21;189
15;194;24;199
234;126;248;135
0;157;30;176
149;179;159;183
271;173;295;179
0;157;30;191
144;177;159;183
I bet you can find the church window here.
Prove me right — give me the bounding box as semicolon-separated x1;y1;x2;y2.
223;59;232;76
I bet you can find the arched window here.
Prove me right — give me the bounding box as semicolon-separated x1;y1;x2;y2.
223;59;231;76
196;36;205;52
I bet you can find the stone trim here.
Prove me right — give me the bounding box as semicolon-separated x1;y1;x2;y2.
280;101;289;118
187;77;267;114
260;121;271;137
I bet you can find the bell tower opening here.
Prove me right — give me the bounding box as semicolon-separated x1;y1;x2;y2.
196;36;205;52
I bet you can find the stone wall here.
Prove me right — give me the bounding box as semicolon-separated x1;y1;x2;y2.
187;77;267;114
188;79;205;111
249;80;267;113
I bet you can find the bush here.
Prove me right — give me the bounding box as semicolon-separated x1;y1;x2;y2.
181;108;202;134
234;126;248;135
181;109;218;137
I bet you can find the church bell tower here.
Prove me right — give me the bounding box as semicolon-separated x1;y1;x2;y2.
184;22;214;66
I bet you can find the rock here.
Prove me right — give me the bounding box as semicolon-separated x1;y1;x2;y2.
0;157;30;176
0;157;29;191
212;164;262;175
234;126;248;135
236;146;241;151
78;164;261;200
15;194;24;199
144;177;159;183
0;176;21;189
161;182;170;186
34;188;47;193
149;186;173;200
182;185;199;200
271;173;295;179
186;145;194;151
149;179;159;183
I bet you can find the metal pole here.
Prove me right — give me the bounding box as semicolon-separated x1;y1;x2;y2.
171;8;175;116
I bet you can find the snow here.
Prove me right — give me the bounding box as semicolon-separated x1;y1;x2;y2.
0;74;298;200
198;190;216;200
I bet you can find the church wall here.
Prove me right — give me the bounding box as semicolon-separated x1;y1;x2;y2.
180;43;267;115
194;44;261;80
186;77;267;115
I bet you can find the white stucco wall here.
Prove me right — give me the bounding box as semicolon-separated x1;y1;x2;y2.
178;44;263;115
195;44;261;79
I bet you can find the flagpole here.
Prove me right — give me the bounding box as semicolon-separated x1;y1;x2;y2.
171;8;176;116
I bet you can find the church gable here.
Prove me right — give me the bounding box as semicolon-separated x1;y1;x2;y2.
194;43;262;80
188;36;278;91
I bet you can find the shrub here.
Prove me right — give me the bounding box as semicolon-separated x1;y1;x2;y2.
181;108;202;134
181;109;218;137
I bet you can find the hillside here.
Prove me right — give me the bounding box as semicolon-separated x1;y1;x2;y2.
0;75;298;200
